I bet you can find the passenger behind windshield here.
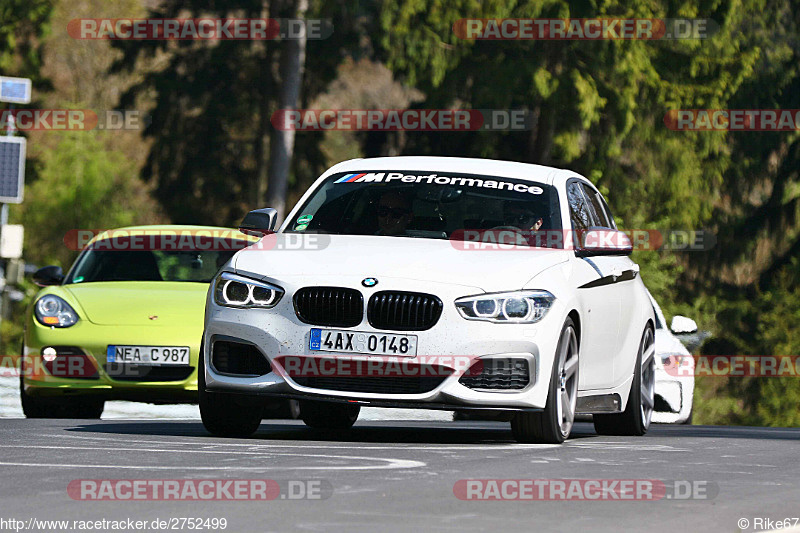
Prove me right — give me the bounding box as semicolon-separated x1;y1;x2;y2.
503;202;544;232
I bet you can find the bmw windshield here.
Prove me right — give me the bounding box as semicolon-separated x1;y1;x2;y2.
285;171;562;245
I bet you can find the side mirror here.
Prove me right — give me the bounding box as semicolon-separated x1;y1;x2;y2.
575;229;633;257
239;208;278;237
33;266;64;287
670;315;698;334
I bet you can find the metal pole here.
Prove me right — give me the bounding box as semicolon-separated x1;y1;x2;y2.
6;103;14;136
0;103;13;346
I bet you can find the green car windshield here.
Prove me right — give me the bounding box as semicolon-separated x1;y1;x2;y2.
65;246;236;284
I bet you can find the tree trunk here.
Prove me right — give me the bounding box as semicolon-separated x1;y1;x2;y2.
255;0;279;205
266;0;308;222
527;104;554;165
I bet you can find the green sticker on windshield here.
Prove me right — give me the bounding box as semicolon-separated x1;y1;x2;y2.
295;223;308;231
73;276;84;283
297;214;313;224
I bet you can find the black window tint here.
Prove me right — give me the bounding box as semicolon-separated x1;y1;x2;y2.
566;182;594;230
581;183;613;228
598;194;616;229
65;248;237;284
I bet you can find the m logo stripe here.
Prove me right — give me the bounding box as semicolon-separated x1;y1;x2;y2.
335;173;368;183
335;173;356;183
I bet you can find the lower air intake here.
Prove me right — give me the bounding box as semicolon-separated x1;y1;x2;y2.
459;358;531;390
211;340;271;376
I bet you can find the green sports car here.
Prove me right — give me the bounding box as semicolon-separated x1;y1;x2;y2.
21;225;259;418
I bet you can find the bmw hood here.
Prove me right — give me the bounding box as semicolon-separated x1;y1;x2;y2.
62;281;208;326
232;234;569;292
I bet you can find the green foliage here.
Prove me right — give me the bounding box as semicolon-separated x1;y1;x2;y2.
378;0;751;235
689;264;800;426
111;0;380;225
0;276;37;357
0;0;53;80
750;268;800;426
633;250;684;308
380;0;800;426
15;129;162;268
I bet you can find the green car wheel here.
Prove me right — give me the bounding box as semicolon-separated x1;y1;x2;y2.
20;358;104;418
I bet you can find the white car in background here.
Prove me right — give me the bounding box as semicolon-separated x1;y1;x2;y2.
200;156;657;443
648;291;696;424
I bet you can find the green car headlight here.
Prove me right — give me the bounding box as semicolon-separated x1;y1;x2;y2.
455;290;555;324
34;295;79;327
214;272;284;309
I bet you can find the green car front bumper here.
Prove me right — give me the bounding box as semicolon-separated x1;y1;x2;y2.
23;317;200;403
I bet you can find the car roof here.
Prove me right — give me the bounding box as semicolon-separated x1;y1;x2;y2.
323;156;591;186
107;225;239;232
87;225;258;245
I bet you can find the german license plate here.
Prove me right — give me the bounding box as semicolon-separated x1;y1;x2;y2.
106;345;190;366
309;329;417;356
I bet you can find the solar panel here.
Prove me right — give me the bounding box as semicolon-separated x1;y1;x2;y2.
0;136;25;203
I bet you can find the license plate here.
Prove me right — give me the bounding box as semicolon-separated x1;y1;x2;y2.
106;345;190;366
309;329;418;356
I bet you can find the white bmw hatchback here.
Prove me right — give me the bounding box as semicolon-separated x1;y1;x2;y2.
200;156;656;443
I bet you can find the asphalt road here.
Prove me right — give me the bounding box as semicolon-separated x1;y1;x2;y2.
0;420;798;533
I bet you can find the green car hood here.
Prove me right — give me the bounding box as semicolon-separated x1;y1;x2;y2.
62;281;208;327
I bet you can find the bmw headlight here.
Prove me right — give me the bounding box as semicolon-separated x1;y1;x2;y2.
455;290;555;323
214;272;284;309
34;295;79;327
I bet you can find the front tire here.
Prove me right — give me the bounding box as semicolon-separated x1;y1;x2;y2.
198;348;264;437
594;326;655;436
511;318;579;444
300;400;360;429
20;358;104;419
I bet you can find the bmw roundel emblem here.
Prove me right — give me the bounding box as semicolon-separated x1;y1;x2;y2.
362;277;378;287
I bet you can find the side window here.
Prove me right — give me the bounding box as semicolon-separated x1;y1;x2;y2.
580;183;614;229
598;194;616;229
566;182;594;230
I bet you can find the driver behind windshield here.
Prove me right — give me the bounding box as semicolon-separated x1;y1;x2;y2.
375;190;414;236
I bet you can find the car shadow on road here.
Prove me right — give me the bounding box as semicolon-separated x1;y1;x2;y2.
64;420;800;443
64;420;601;444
